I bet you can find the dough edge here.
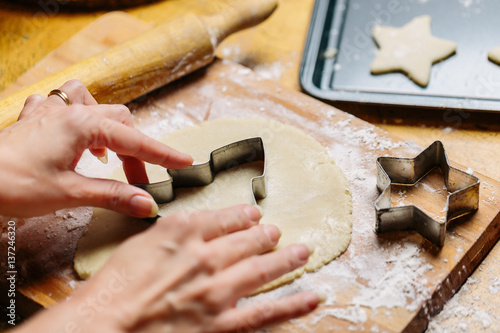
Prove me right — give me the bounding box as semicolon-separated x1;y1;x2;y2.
74;117;353;292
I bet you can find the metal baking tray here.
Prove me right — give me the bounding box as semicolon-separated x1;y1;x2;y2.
300;0;500;112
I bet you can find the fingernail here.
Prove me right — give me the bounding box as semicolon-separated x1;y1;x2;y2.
304;241;316;255
97;149;108;164
317;293;327;303
292;244;310;261
303;293;321;309
180;152;194;164
130;195;158;218
149;200;159;218
263;224;281;242
244;205;262;223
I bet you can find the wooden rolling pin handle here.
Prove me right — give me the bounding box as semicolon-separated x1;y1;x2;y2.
0;0;278;130
202;0;279;44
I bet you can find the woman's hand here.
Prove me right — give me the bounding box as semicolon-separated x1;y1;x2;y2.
17;205;320;333
0;80;193;218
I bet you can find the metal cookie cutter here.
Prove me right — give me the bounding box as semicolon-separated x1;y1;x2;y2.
135;137;266;205
375;141;480;247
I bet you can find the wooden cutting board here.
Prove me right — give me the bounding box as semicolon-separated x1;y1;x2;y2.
1;12;499;332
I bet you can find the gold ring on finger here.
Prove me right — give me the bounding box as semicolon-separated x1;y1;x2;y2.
48;89;71;106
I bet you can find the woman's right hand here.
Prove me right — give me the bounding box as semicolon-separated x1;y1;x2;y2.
16;205;320;333
0;80;193;218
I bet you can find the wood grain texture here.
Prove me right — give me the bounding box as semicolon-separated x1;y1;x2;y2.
1;0;497;181
0;0;278;129
0;12;154;98
4;56;500;332
0;12;214;129
0;3;499;331
16;0;159;10
0;13;499;332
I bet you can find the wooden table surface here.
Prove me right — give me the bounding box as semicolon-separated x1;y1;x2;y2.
1;0;499;331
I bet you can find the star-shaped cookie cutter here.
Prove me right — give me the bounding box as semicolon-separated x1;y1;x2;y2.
375;141;480;247
135;137;266;205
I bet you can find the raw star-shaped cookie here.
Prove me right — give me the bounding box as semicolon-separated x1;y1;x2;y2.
488;46;500;64
370;15;457;87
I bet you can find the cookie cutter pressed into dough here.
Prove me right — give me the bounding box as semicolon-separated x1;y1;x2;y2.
135;137;266;205
375;141;480;247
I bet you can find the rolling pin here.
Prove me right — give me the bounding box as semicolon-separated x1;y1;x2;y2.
0;0;278;130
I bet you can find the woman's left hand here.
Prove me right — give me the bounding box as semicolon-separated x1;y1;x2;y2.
0;80;193;218
14;205;320;333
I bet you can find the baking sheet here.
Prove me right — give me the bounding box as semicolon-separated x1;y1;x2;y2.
300;0;500;112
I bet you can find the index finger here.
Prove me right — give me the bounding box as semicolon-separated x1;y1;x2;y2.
212;244;310;300
90;117;193;169
191;205;262;241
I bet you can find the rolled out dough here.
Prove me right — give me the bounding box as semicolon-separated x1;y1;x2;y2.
74;118;352;291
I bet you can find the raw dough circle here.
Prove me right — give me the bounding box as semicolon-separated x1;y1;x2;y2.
74;118;352;291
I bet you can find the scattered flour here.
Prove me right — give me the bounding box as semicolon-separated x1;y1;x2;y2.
312;305;367;328
442;126;453;135
459;0;474;7
396;190;408;206
254;61;284;81
352;242;433;312
323;48;338;59
219;45;242;59
488;277;500;295
74;61;495;332
427;275;498;332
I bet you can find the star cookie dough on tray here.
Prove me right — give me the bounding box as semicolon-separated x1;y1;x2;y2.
370;15;457;87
